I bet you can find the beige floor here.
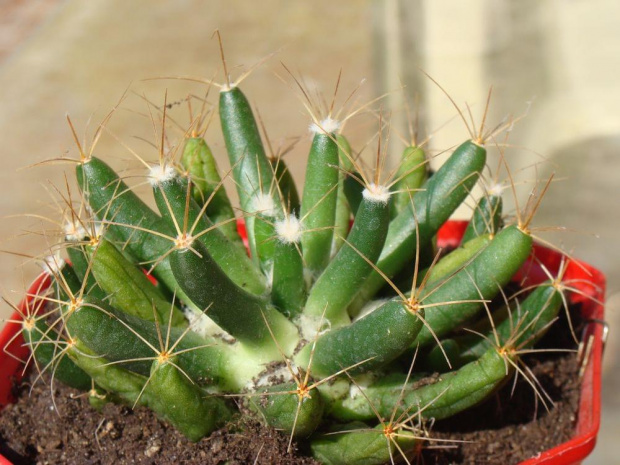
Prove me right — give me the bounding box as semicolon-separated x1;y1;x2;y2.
0;1;618;463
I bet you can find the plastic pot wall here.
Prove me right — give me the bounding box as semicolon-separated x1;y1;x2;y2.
0;221;606;465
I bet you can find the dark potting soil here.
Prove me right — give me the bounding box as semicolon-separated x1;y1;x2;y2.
0;305;584;464
420;354;581;464
0;375;319;465
419;300;584;464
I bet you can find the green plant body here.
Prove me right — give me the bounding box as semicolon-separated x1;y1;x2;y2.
15;57;580;465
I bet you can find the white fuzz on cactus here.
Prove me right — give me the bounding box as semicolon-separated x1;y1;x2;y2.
309;117;341;135
362;184;391;204
252;192;278;216
148;164;177;186
275;215;303;244
63;220;88;242
41;253;66;276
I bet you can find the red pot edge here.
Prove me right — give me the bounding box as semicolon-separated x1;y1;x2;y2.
0;220;605;465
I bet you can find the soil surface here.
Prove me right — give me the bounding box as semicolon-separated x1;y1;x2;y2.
419;302;584;465
420;354;580;464
0;376;318;465
0;305;584;464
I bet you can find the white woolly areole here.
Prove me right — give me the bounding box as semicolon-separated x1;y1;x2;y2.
252;193;277;217
362;184;391;204
63;221;88;242
295;314;331;342
219;81;236;93
148;164;176;186
42;254;65;275
275;215;302;244
309;117;341;135
488;183;504;197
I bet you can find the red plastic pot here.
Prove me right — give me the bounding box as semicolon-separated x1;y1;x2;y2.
0;221;606;465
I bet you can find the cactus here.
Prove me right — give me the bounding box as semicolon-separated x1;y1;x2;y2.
11;56;585;465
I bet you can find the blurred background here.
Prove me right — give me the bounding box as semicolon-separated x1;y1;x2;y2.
0;0;618;462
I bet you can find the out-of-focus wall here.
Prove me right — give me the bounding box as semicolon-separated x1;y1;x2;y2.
378;0;620;212
0;0;375;316
377;2;619;463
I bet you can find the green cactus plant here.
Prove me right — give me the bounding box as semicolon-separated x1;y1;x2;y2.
12;55;584;465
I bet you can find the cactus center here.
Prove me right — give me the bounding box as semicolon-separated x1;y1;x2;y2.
496;346;516;358
383;423;396;439
406;298;421;314
296;383;312;401
157;351;171;365
22;317;36;331
67;297;84;315
174;233;195;250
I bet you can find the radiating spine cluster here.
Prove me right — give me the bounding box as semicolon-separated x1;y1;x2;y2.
12;50;581;465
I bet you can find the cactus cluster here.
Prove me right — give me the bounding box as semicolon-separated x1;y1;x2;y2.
12;56;578;464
